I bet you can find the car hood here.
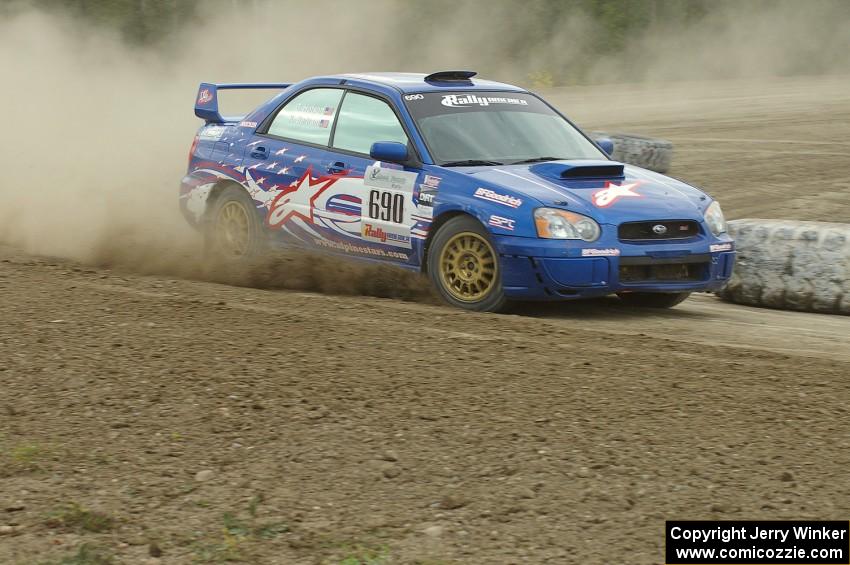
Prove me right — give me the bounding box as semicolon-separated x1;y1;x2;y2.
463;160;709;223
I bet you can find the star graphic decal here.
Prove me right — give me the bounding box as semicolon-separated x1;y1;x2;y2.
591;181;642;208
266;167;342;229
293;155;306;164
274;148;288;156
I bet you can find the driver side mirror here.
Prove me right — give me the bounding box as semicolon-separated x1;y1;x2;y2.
370;141;409;164
596;138;615;157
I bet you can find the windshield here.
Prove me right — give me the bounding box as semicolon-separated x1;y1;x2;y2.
403;91;605;166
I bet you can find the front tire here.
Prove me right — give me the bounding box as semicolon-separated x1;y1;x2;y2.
427;215;508;312
617;291;691;308
204;185;267;262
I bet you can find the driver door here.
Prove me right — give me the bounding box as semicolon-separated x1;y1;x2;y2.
323;90;426;262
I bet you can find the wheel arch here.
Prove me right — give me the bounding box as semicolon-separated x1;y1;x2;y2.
203;179;251;224
421;209;489;273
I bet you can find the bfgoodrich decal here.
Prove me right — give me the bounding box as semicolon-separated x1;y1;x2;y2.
710;243;734;252
581;248;620;257
474;187;522;208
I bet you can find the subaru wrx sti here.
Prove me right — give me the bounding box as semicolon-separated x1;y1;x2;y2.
180;71;734;311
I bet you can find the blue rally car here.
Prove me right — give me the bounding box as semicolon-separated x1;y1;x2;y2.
180;71;735;312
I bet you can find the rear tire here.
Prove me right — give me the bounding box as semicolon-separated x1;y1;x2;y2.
427;216;508;312
617;291;691;308
204;185;267;262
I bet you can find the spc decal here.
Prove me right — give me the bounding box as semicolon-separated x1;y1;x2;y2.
474;187;523;208
488;215;515;231
239;120;258;128
581;248;620;257
364;165;417;192
591;181;642;208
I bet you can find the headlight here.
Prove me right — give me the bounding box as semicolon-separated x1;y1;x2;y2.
704;201;727;236
534;208;601;241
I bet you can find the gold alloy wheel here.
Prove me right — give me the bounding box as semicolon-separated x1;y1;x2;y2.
438;231;498;302
215;201;251;257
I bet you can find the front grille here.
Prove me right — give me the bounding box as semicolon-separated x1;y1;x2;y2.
619;261;708;283
618;220;700;241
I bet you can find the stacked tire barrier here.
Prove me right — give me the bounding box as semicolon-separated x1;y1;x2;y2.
589;131;673;173
717;219;850;315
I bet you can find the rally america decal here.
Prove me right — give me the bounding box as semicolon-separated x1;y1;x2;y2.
361;223;412;248
441;94;529;108
591;181;642;208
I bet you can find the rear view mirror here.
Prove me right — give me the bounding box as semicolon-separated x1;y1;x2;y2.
370;141;409;164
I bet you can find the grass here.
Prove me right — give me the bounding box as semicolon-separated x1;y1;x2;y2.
192;499;289;563
46;503;115;533
337;544;390;565
0;442;50;475
41;544;114;565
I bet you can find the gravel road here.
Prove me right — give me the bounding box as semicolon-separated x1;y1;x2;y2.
2;76;849;564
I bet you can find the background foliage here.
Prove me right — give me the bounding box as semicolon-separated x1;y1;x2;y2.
5;0;849;84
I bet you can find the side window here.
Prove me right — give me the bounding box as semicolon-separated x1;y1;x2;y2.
267;88;343;146
332;92;408;155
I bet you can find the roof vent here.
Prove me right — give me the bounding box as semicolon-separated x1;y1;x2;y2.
424;70;477;83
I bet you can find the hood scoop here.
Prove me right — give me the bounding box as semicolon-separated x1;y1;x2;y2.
531;160;625;181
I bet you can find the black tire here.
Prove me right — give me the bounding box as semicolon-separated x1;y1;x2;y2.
427;215;509;312
617;291;691;308
204;185;267;262
590;131;673;173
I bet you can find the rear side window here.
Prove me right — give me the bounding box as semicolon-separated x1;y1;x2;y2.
332;92;408;155
267;88;343;146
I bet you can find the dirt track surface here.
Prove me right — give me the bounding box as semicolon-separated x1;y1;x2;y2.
2;77;850;564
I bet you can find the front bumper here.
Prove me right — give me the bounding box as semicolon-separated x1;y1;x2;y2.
493;232;736;300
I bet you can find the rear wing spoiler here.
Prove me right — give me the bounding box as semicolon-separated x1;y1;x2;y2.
194;82;291;123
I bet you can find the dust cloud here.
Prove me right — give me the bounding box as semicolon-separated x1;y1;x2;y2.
0;0;846;296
